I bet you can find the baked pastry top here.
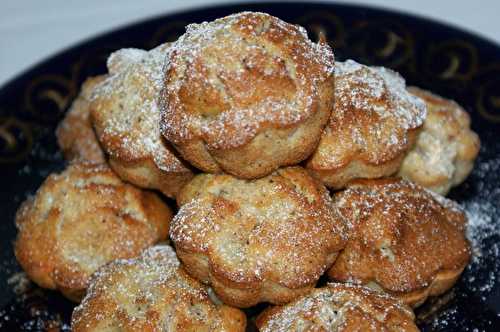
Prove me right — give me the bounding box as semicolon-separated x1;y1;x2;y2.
91;43;193;198
171;167;346;307
161;12;335;178
306;60;427;189
398;87;480;195
328;178;470;307
72;245;246;332
56;76;106;163
14;162;171;301
256;283;418;332
19;10;484;330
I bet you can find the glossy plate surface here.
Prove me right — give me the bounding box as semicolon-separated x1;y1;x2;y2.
0;2;499;331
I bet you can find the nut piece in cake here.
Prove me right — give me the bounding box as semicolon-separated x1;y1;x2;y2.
328;178;470;307
398;87;480;195
72;245;246;332
306;60;426;189
256;283;419;332
56;76;106;163
161;12;335;179
91;43;194;198
171;167;346;307
14;162;172;301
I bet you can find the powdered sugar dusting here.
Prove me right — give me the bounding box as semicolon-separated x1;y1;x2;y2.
333;179;469;295
375;65;426;128
462;157;500;296
14;162;169;294
398;86;481;196
171;169;346;296
106;48;148;74
464;200;499;294
429;155;500;329
85;244;180;290
92;43;188;172
259;283;416;331
7;272;31;295
310;60;426;171
161;11;335;149
335;60;426;131
423;186;463;214
72;244;239;331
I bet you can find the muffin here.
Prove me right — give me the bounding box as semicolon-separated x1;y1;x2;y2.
256;283;419;332
398;87;480;195
56;76;106;163
91;43;194;198
161;12;335;178
171;167;346;307
14;162;172;301
306;60;426;189
328;178;470;307
72;245;246;332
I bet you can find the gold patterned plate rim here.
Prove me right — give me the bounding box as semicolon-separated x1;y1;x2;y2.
0;2;499;331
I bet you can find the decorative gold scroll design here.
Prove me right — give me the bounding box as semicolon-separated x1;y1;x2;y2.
0;115;33;163
7;13;499;166
9;22;189;163
295;12;500;125
475;65;500;123
347;20;416;71
24;69;79;123
23;43;127;122
423;40;479;81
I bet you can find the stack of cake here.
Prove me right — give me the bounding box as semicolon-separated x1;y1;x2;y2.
15;12;480;331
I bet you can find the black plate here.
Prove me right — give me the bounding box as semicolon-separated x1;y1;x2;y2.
1;2;499;331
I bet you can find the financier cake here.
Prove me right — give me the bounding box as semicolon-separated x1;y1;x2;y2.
328;178;470;307
72;245;246;332
171;167;347;307
398;87;480;195
90;43;194;198
256;283;419;332
306;60;427;189
14;162;172;301
56;76;106;163
161;12;335;178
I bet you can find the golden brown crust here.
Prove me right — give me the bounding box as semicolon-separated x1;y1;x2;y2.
161;12;335;178
172;167;346;307
256;283;418;332
91;44;194;198
328;178;470;307
398;87;480;195
306;60;426;189
14;162;171;301
56;76;106;163
71;245;246;332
